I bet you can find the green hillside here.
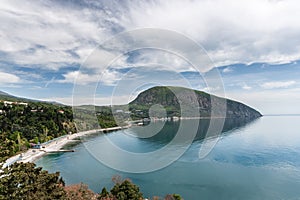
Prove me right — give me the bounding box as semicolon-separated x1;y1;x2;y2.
128;86;262;119
0;92;75;162
0;86;262;162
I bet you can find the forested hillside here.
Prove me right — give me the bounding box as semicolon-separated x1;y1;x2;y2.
129;86;262;119
0;100;75;162
0;86;262;162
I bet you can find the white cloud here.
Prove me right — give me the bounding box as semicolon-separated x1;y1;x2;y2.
261;81;296;89
59;71;96;85
46;95;132;106
59;70;121;86
116;49;194;72
0;0;114;69
242;84;252;90
2;0;300;97
84;49;120;70
2;0;300;72
121;0;300;66
227;88;300;114
222;67;233;73
0;71;20;84
202;86;221;93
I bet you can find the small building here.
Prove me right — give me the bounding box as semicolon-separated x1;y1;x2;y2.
3;101;13;107
30;143;42;149
137;122;143;126
18;102;28;106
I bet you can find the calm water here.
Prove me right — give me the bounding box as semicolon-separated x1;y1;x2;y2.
36;116;300;199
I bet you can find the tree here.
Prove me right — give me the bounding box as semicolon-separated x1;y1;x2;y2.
110;180;143;200
98;178;143;200
0;162;66;200
65;182;98;200
98;187;109;199
165;194;183;200
172;194;183;200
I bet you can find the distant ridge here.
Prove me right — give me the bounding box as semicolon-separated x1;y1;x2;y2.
0;90;12;96
0;90;22;101
0;86;263;119
0;90;63;105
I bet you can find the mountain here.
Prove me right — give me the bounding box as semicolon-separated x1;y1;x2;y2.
0;90;34;103
0;91;11;96
0;90;15;99
0;90;63;105
129;86;262;119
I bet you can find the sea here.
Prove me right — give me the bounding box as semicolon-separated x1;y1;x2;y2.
36;115;300;199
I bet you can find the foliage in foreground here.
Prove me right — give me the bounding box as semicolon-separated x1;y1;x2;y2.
0;162;66;200
98;177;183;200
65;183;98;200
98;179;143;200
0;163;182;200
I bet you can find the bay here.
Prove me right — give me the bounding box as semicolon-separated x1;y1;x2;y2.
36;116;300;199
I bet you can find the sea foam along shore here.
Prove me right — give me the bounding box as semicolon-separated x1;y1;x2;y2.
2;126;128;168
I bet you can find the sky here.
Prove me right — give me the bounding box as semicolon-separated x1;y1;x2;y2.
1;0;300;114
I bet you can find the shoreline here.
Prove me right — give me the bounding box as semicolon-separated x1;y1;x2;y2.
2;126;129;168
2;116;262;168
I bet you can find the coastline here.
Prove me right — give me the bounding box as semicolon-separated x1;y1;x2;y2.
2;116;262;168
2;126;129;168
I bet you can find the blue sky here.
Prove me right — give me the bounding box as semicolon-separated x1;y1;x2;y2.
1;0;300;115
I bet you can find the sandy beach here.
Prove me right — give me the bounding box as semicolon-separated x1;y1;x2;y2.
2;126;128;168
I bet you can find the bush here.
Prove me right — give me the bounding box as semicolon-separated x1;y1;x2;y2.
65;182;98;200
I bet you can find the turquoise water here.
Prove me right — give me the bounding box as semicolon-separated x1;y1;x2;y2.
36;116;300;199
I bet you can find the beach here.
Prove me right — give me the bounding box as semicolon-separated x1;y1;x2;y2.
2;126;127;168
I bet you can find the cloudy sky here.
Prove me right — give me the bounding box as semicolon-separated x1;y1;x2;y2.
1;0;300;114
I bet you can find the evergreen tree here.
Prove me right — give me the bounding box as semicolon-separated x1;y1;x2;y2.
0;162;66;200
110;180;143;200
